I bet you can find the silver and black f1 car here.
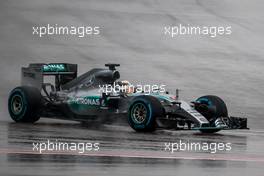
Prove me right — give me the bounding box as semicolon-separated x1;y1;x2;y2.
8;63;248;133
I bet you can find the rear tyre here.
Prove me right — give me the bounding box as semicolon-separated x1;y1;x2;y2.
8;86;41;123
196;95;228;133
128;95;163;132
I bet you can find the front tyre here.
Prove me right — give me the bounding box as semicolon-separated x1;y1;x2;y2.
8;86;41;123
128;95;163;132
196;95;228;133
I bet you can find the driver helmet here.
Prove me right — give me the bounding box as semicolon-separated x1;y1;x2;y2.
120;80;134;94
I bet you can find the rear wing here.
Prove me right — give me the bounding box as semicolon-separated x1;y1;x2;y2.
21;63;77;90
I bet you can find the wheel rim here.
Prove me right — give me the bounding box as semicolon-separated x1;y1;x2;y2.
11;95;23;115
132;103;147;124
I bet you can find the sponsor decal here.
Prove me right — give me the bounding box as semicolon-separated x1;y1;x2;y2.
68;97;101;106
43;64;66;72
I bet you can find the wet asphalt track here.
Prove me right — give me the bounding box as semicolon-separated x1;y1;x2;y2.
0;120;264;176
0;0;264;175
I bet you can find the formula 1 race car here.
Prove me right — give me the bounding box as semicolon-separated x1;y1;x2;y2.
8;63;248;133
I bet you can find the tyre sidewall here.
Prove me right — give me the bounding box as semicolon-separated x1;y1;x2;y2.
196;95;228;120
128;98;153;131
8;88;28;122
196;95;228;133
8;86;41;123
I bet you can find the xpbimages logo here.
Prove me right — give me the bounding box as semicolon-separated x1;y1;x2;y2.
32;139;100;154
164;140;232;154
32;24;100;37
98;82;166;95
164;24;232;38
